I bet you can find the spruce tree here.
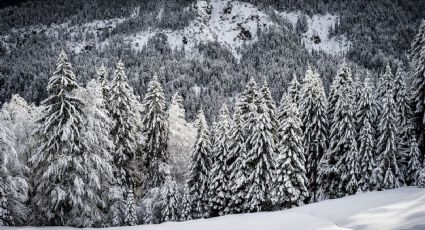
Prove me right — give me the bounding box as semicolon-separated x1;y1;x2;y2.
417;166;425;188
31;51;111;227
227;107;248;214
208;104;231;216
141;75;169;189
187;109;212;219
244;95;275;212
124;189;137;226
320;62;358;198
180;184;192;221
97;64;110;104
109;61;142;187
161;175;180;222
260;79;278;134
287;73;302;107
377;64;395;104
300;67;328;202
238;78;260;120
410;20;425;150
273;103;308;208
407;137;422;185
374;88;404;190
356;76;377;191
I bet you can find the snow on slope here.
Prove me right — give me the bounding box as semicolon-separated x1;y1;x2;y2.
127;0;274;61
280;11;350;55
6;187;425;230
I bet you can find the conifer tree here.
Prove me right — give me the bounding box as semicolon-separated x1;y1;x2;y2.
377;64;395;103
141;75;169;189
244;96;275;212
274;103;308;208
109;61;142;187
238;78;260;120
208;104;231;216
287;73;302;107
320;62;358;198
260;79;278;134
407;137;422;185
180;184;192;221
417;166;425;188
374;88;404;190
187;109;212;219
97;64;110;104
227;107;248;214
356;76;377;191
124;189;137;226
410;20;425;150
161;175;180;222
300;67;328;202
31;51;111;227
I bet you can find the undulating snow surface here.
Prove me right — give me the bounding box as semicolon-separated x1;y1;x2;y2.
7;187;425;230
279;11;350;55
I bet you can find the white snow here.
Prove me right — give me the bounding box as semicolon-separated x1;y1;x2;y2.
279;11;350;55
5;187;425;230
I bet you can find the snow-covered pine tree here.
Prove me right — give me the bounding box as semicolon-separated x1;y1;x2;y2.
410;20;425;150
417;166;425;188
377;64;395;104
394;67;415;177
300;67;329;202
167;92;196;184
244;95;275;212
287;73;302;107
124;189;137;226
407;137;422;185
141;75;169;189
187;109;212;219
180;184;192;221
97;64;110;104
260;79;278;135
227;107;248;214
353;74;363;106
109;61;142;187
356;76;377;191
161;175;180;222
31;51;112;227
320;62;358;198
238;78;260;120
208;104;231;217
374;87;405;190
273;102;308;209
0;122;28;226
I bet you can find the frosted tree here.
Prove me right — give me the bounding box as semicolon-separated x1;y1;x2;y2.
208;104;231;216
97;64;110;105
31;51;112;227
124;189;137;226
238;78;260;120
260;79;278;134
273;103;308;208
410;20;425;148
0;122;28;226
300;67;328;202
407;137;422;185
374;88;404;190
417;166;425;188
180;184;192;221
227;107;248;214
187;109;212;219
376;64;395;103
353;74;363;106
167;92;196;184
320;62;358;198
109;61;142;187
287;73;302;107
161;175;180;222
356;76;377;191
244;96;275;212
141;75;169;189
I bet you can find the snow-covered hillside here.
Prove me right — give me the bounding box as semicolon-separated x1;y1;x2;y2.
7;187;425;230
0;0;350;60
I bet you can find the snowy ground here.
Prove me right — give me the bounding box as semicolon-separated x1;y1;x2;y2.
7;187;425;230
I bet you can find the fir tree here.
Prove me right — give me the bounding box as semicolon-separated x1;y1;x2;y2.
187;109;212;219
141;75;169;189
300;67;328;202
407;137;422;185
109;61;142;187
124;189;137;226
208;104;231;216
180;184;192;221
273;103;308;208
410;20;425;150
320;62;358;198
97;64;110;104
244;96;275;212
227;107;248;214
356;76;377;191
377;64;395;103
238;78;260;120
417;166;425;188
260;79;278;134
161;175;180;222
287;73;302;107
31;51;111;227
374;88;405;190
